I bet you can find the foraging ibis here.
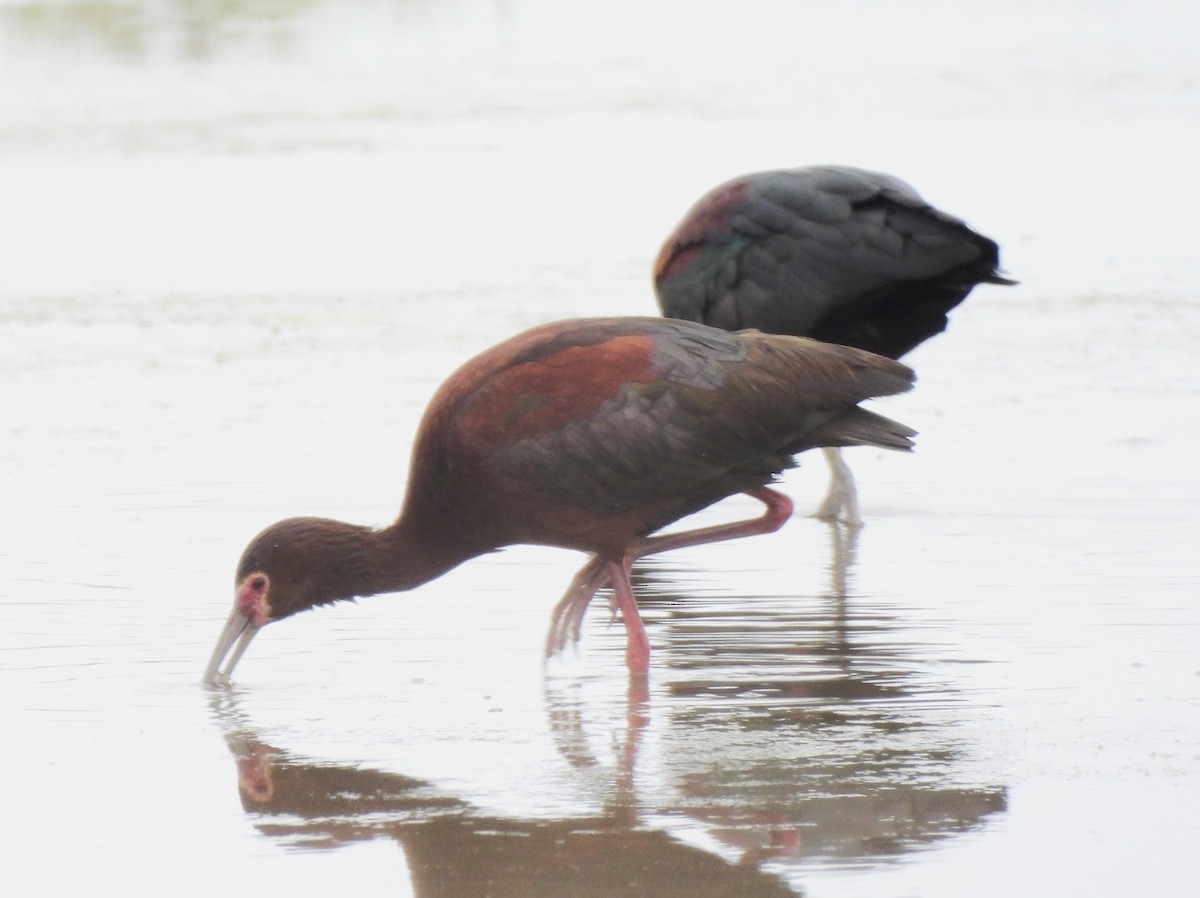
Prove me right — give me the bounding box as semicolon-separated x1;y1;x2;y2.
204;316;915;682
655;165;1014;525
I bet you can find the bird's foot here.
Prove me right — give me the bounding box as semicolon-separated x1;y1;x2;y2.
814;482;862;527
544;555;610;661
816;448;863;526
812;501;863;528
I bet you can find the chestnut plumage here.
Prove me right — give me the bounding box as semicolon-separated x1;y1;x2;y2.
204;316;916;684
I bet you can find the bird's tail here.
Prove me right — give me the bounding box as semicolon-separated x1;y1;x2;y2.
809;407;916;452
985;270;1019;287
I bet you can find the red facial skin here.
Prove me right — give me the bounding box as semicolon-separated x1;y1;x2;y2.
235;573;272;627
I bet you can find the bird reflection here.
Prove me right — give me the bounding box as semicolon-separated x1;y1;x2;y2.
825;520;859;604
209;693;799;898
208;518;1005;891
542;520;1007;869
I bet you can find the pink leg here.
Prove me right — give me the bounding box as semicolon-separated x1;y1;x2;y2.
607;560;650;675
545;487;794;662
626;487;793;559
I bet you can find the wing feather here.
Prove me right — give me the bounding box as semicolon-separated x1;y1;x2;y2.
483;320;914;515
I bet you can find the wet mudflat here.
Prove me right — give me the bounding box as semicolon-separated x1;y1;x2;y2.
2;1;1199;895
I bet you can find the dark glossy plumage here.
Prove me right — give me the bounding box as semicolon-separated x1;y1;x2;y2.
204;316;916;682
655;165;1014;523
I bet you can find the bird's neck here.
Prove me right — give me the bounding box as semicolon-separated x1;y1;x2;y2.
306;518;481;605
374;516;483;593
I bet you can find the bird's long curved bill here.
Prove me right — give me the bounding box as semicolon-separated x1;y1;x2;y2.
203;607;260;686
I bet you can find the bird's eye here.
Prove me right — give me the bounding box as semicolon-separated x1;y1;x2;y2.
250;575;267;591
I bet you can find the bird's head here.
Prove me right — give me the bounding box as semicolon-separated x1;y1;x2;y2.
203;517;372;686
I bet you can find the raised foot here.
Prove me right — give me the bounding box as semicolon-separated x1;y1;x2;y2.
545;555;651;675
545;555;610;661
544;487;796;668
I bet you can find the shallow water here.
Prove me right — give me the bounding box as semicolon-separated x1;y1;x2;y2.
3;1;1199;895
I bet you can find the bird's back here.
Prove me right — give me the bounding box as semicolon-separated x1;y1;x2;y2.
400;317;914;556
655;165;1013;358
